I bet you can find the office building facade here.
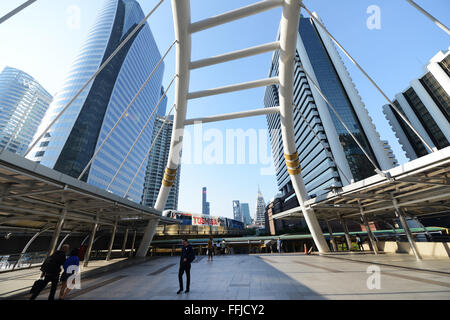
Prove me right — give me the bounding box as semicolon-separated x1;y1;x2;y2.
383;49;450;160
27;0;165;202
0;67;52;156
264;14;392;197
255;188;266;227
241;203;252;225
202;187;210;215
141;114;180;210
233;200;242;222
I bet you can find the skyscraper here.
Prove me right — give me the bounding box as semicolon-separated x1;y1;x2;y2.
202;187;210;215
232;200;242;222
27;0;165;202
0;67;52;156
240;203;252;225
141;113;180;210
264;13;392;197
255;188;266;227
383;49;449;160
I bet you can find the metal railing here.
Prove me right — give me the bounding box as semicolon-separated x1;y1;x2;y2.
0;251;47;272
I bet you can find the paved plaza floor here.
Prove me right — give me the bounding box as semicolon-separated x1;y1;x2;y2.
20;252;450;300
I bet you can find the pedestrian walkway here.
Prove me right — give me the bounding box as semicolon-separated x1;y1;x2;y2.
13;253;449;300
0;258;129;298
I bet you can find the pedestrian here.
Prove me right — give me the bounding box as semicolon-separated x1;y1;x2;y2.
215;240;221;255
356;235;364;251
207;236;213;261
277;237;282;254
59;248;80;300
221;239;226;254
30;244;69;300
177;238;195;294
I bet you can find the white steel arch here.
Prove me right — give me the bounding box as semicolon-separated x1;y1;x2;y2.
136;0;330;257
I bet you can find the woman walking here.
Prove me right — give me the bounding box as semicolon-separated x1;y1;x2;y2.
59;248;80;300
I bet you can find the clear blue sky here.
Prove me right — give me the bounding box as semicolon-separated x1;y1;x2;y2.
1;0;449;219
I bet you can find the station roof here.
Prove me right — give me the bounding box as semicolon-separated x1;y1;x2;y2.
273;146;450;223
0;150;179;233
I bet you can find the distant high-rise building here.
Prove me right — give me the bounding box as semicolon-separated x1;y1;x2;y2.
141;113;180;210
202;187;210;215
27;0;165;202
264;14;392;197
383;49;450;160
232;200;242;222
255;188;266;227
0;66;52;155
241;203;252;225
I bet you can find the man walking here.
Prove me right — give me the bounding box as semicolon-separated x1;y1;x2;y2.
177;238;195;294
30;244;69;300
277;237;283;254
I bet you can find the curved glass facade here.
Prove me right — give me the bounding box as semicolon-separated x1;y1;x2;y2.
28;0;165;202
0;67;52;156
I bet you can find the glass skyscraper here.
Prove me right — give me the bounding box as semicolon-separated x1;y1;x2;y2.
240;203;252;225
141;114;181;210
202;187;210;215
0;67;52;156
27;0;166;202
232;200;242;222
264;14;391;197
383;49;450;160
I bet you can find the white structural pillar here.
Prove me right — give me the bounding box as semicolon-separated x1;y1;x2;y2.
278;0;329;253
130;230;137;257
136;0;191;258
392;198;422;260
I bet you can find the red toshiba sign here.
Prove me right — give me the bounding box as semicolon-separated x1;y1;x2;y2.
192;216;218;226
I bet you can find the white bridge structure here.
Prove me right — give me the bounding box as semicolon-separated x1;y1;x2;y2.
0;0;449;263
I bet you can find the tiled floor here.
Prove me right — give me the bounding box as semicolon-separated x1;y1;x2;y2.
40;253;450;300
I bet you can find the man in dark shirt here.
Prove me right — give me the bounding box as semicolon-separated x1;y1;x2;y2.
177;238;195;294
30;244;69;300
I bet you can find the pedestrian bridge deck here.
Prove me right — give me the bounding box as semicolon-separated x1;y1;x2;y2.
11;253;450;300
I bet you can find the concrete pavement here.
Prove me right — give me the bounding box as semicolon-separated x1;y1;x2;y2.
19;253;449;300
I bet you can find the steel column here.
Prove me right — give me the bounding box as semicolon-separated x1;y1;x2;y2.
47;206;67;256
121;228;129;256
358;205;379;254
339;215;353;251
83;222;98;267
137;0;191;258
130;230;137;257
392;198;422;260
278;0;329;253
326;221;338;252
106;217;118;261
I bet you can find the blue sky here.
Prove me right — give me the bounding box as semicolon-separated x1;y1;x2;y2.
0;0;449;219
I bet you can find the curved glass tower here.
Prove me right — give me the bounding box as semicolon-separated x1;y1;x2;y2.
27;0;166;202
0;66;52;156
